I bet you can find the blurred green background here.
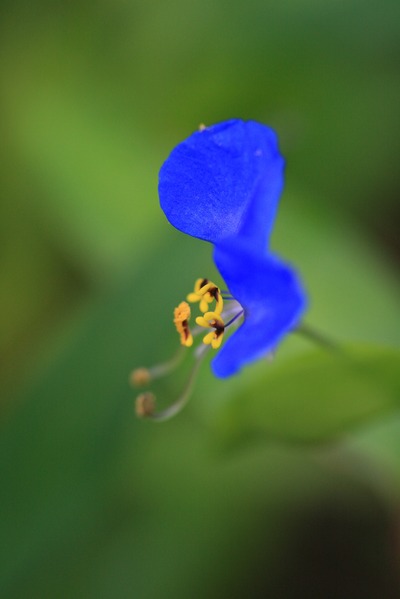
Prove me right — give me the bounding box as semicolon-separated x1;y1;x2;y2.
1;1;400;597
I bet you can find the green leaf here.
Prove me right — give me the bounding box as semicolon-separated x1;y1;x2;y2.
216;344;400;444
1;228;399;597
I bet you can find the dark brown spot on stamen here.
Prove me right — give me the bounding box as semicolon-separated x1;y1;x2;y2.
210;319;225;337
209;287;219;300
182;320;190;340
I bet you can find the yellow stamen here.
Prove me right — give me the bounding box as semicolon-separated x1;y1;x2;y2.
187;278;210;312
132;273;233;422
173;301;193;347
187;278;223;315
195;311;225;349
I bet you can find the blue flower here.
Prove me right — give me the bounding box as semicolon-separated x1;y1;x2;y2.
132;119;307;419
158;119;306;380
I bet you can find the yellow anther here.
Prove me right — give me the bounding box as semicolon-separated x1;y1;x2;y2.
130;367;151;387
187;293;210;313
202;331;216;345
187;278;210;312
195;315;209;328
135;392;156;418
214;290;223;315
173;301;193;347
195;311;225;350
187;278;223;315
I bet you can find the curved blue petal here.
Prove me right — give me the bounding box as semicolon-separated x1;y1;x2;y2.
159;119;284;250
212;243;307;378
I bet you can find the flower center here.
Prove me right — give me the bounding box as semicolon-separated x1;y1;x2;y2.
178;278;226;348
173;278;243;351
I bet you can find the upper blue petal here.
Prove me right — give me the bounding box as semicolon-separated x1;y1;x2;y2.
212;242;307;378
159;119;284;250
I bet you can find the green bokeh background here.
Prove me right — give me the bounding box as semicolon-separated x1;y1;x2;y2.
1;1;400;597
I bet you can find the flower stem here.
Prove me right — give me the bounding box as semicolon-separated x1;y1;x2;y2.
295;323;340;351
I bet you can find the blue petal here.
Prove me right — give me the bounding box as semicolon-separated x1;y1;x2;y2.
159;119;284;250
212;243;307;378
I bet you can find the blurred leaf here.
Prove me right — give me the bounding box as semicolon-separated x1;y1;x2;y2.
0;232;311;599
216;344;400;445
3;81;163;276
0;211;399;597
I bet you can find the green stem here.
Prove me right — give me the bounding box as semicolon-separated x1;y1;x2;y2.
295;323;340;351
